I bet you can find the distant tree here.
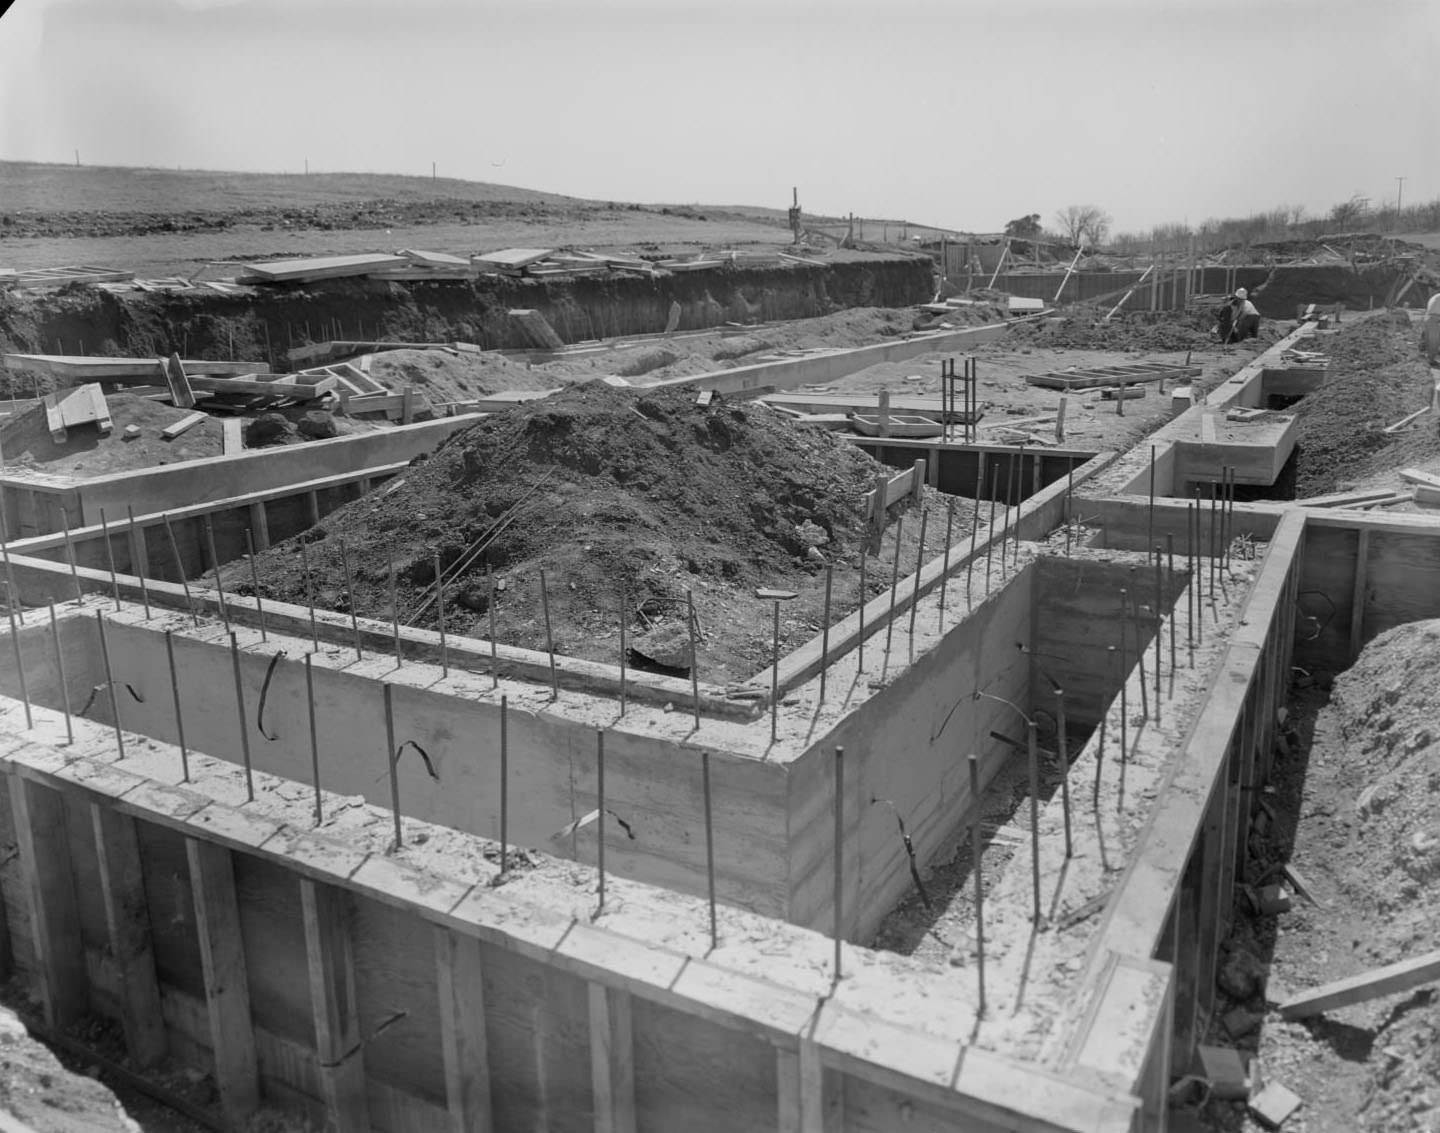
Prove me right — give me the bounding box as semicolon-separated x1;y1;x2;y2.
1054;204;1111;247
1004;213;1043;239
1329;194;1369;228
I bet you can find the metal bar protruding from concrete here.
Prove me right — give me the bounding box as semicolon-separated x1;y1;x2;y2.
857;550;867;672
95;610;124;758
1118;605;1129;813
1095;649;1113;811
1027;721;1041;925
818;569;832;705
306;652;322;825
596;728;607;918
908;508;927;641
434;552;448;678
300;539;319;652
388;557;402;667
339;538;362;662
204;517;228;628
702;750;717;951
885;514;903;655
770;601;781;744
228;631;254;801
540;569;558;701
687;589;701;728
617;582;627;715
99;506;121;611
985;468;998;593
60;510;82;604
5;584;32;728
1056;688;1072;860
162;513;198;626
969;752;986;1016
1153;551;1163;724
384;682;401;851
246;529;266;643
48;604;72;743
499;695;509;875
127;505;150;618
488;566;498;690
938;498;954;619
833;745;845;981
164;629;189;781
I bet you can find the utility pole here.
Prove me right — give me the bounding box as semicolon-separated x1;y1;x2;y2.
1396;175;1407;213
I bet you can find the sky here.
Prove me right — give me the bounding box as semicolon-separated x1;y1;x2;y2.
0;0;1437;235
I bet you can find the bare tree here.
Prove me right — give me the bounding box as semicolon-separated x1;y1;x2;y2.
1054;204;1111;248
1329;194;1369;228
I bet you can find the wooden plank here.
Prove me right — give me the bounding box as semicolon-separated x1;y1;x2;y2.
798;1036;825;1133
91;804;168;1069
1398;467;1440;489
473;248;555;269
8;775;86;1027
185;837;260;1128
588;983;637;1133
189;375;335;399
42;392;66;443
161;411;209;440
1383;407;1427;433
222;418;244;455
164;354;196;410
1;355;268;379
1349;527;1369;658
301;879;370;1132
435;926;493;1133
776;1049;801;1133
239;254;408;283
1279;948;1440;1020
1295;488;1398;508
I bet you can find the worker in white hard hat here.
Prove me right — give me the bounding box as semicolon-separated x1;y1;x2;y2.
1424;290;1440;366
1227;288;1260;343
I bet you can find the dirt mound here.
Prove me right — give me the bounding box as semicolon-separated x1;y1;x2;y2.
0;392;223;475
366;348;574;403
241;382;940;683
1006;310;1259;353
1289;311;1435;497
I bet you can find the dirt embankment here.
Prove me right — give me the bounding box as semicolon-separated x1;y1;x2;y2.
0;393;224;476
1006;310;1279;354
234;383;958;684
1288;311;1436;497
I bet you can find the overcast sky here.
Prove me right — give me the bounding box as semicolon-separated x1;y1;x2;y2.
1;0;1436;234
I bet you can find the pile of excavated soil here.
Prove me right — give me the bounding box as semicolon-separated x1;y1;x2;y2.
1191;621;1440;1132
1007;310;1274;354
238;382;961;684
1289;311;1436;498
0;392;223;475
366;348;576;403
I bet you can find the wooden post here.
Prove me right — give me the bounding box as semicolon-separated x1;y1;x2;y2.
588;983;637;1133
436;927;493;1132
9;776;86;1028
301;879;371;1131
185;837;260;1128
91;804;167;1068
910;458;926;505
248;501;270;551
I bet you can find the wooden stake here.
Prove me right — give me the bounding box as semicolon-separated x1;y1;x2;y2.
99;507;121;611
969;752;985;1016
539;568;558;701
228;632;253;800
306;656;324;823
702;750;717;950
687;589;701;728
384;683;401;850
127;505;150;618
162;513;197;626
48;604;72;744
833;745;844;980
164;629;189;781
339;538;362;662
245;529;266;642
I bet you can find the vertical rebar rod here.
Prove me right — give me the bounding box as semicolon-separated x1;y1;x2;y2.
770;600;781;744
833;745;844;980
434;552;449;678
1147;444;1156;555
300;539;319;651
306;652;322;825
0;493;20;625
128;506;150;619
1118;606;1129;806
162;513;198;626
339;538;362;662
985;468;998;592
1066;461;1075;555
229;631;254;800
165;629;189;781
48;604;72;744
488;566;498;689
95;611;124;757
1124;587;1148;719
1208;491;1218;600
617;583;627;714
384;683;400;850
857;551;867;672
539;569;558;701
388;557;402;666
938;499;954;617
1056;689;1072;859
1027;720;1041;923
60;510;82;603
884;515;903;654
818;568;833;704
99;507;121;611
596;729;606;915
246;529;266;642
1167;533;1177;678
204;518;228;627
908;508;927;640
1095;648;1113;809
500;695;509;874
1153;550;1163;721
6;589;32;729
1006;450;1019;566
702;750;717;950
966;752;987;1011
966;491;978;603
686;590;701;728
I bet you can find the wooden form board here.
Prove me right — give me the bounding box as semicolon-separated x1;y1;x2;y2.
0;265;135;290
474;248;555;269
1025;363;1200;391
1279;949;1440;1020
239;254;408;283
1;354;269;379
42;383;112;443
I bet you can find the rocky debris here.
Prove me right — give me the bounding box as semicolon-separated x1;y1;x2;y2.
296;409;338;439
244;410;295;447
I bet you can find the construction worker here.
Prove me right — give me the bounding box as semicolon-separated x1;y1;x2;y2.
1214;299;1235;344
1424;290;1440;366
1229;288;1260;343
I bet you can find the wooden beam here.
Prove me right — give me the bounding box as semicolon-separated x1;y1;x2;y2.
798;1036;826;1133
164;354;196;410
161;411;208;440
1280;949;1440;1020
301;879;370;1132
776;1048;801;1133
435;926;493;1133
185;837;260;1128
189;375;335;399
8;775;86;1028
1348;527;1370;659
588;983;637;1133
91;804;167;1069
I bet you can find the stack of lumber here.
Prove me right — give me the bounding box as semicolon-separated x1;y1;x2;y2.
473;247;657;279
1025;360;1200;391
366;250;478;281
1401;468;1440;508
239;253;408;284
0;265;135;290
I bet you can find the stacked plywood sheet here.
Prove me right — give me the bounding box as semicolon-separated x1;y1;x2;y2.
0;265;135;290
1024;361;1201;391
239;254;409;284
